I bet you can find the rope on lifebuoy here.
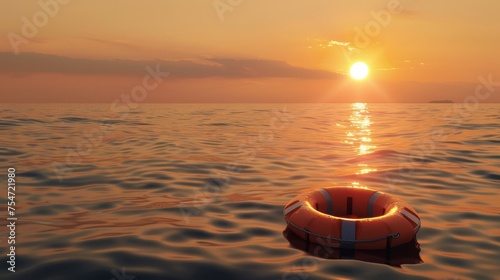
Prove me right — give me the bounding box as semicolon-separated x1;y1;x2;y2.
285;218;401;243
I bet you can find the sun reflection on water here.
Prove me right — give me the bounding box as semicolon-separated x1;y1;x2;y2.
348;103;378;175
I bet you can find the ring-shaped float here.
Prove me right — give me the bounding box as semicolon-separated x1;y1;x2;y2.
283;186;421;250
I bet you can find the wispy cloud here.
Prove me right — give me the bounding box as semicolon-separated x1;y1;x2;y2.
327;40;350;47
327;40;356;52
308;39;356;52
0;52;343;79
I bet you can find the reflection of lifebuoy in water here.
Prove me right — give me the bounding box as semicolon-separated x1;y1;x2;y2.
283;186;421;250
283;227;422;267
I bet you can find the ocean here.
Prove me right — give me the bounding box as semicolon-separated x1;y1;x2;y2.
0;103;499;280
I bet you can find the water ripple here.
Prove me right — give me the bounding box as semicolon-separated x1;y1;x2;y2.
1;103;499;280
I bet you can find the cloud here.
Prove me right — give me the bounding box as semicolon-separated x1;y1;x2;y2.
0;52;343;79
327;40;350;47
327;40;355;52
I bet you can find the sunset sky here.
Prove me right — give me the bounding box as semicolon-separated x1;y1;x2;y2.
1;0;499;102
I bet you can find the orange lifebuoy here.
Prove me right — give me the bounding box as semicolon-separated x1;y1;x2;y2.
283;186;421;250
283;228;422;266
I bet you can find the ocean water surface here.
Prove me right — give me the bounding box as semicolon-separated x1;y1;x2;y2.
0;103;499;280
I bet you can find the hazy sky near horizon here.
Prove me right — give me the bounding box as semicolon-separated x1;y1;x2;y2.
1;0;499;102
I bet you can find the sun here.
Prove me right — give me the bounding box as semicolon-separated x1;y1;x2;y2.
349;62;369;80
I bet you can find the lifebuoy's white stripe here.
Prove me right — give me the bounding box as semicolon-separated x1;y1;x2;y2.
284;201;302;215
341;220;356;249
400;209;420;227
367;192;381;217
319;189;333;215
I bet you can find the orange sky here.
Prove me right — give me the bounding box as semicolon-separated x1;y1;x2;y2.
1;0;499;102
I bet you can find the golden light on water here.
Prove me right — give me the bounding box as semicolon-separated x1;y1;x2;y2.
359;144;371;155
347;103;378;176
356;168;378;175
349;103;376;156
352;102;367;110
